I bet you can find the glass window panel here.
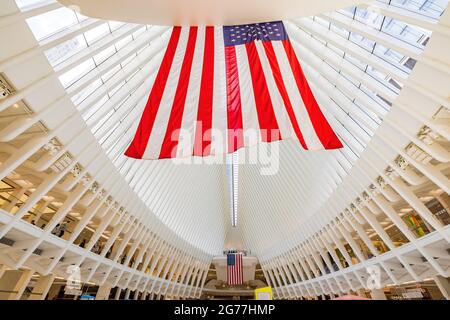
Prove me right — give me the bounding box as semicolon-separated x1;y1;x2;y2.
108;21;125;31
390;0;449;19
338;6;356;18
101;64;121;83
354;100;382;125
93;45;117;66
354;7;384;30
108;80;126;97
359;84;391;111
99;121;121;146
75;11;89;22
92;109;114;133
115;35;133;50
349;32;375;51
136;44;150;55
125;69;140;83
83;95;108;120
59;58;95;88
84;23;110;46
26;7;78;41
15;0;54;9
344;54;367;71
373;44;405;66
72;79;102;105
330;23;349;38
132;26;147;39
326;43;345;57
381;17;430;49
45;34;87;66
121;53;137;68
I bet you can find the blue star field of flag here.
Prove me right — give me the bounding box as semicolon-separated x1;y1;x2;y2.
223;21;288;46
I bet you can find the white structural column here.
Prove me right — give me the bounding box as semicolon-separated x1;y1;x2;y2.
370;289;387;300
433;276;450;300
27;274;56;300
96;285;112;300
0;269;34;300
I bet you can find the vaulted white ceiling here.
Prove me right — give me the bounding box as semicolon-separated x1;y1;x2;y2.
1;0;449;259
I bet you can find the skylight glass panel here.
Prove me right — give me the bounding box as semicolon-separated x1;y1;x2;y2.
227;153;239;227
26;7;78;41
45;34;87;67
59;58;95;88
388;0;449;19
15;0;54;10
93;45;117;66
84;23;110;45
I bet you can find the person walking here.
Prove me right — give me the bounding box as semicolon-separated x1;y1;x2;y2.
92;242;101;254
51;223;61;235
58;222;68;237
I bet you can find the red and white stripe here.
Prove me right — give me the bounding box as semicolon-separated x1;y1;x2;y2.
125;25;342;160
227;253;243;286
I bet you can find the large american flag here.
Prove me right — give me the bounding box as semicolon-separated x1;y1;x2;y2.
227;253;243;285
125;21;343;160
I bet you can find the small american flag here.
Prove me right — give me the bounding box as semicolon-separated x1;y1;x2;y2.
125;21;342;160
227;253;243;285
